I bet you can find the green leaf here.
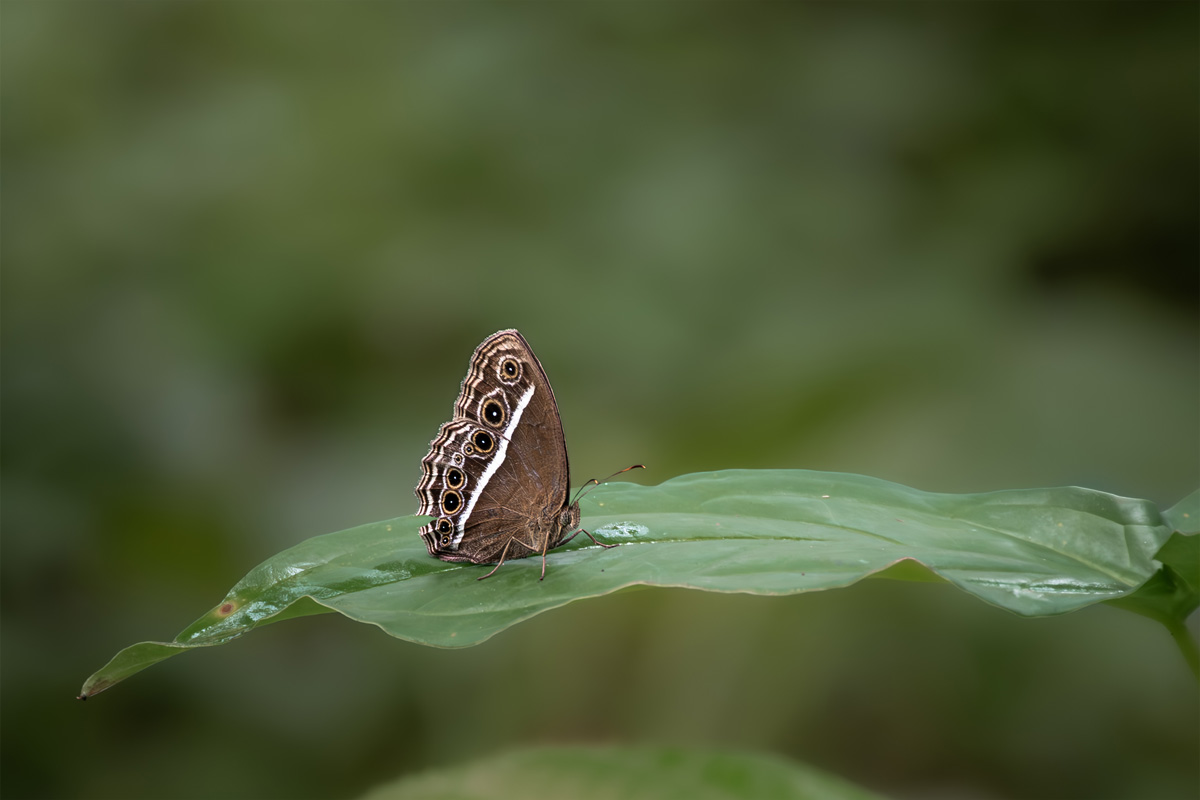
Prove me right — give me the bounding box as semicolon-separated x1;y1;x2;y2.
1105;490;1200;679
1163;488;1199;536
359;745;883;800
80;469;1181;698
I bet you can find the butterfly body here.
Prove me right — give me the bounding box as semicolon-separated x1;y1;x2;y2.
415;329;591;578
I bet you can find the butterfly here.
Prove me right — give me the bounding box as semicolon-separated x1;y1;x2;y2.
415;329;640;579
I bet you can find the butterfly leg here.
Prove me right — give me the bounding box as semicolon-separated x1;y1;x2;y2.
558;528;618;549
539;535;551;581
477;539;515;581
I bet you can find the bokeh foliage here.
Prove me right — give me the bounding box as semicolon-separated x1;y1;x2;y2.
3;2;1197;799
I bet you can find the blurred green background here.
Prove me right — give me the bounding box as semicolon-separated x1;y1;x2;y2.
3;3;1196;798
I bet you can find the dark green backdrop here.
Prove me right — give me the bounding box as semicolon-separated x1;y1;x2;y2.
3;3;1196;798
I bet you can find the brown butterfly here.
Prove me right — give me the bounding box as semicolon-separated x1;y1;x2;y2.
415;329;641;579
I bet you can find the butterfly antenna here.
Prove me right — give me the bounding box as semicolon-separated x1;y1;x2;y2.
571;464;646;505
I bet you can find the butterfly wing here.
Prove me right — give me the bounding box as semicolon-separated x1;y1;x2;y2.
416;329;574;564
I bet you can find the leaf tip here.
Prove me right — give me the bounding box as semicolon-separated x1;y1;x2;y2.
78;675;117;701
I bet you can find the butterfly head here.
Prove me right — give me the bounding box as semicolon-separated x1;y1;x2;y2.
559;502;581;535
